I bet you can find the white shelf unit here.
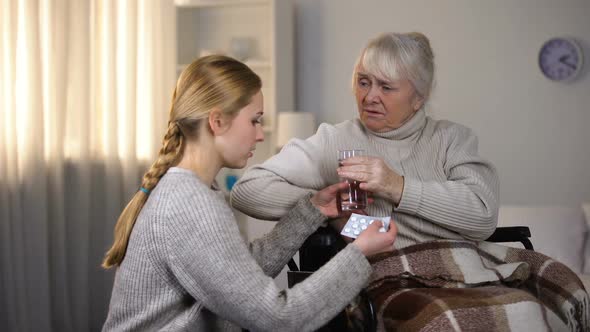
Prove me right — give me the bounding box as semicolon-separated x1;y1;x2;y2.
175;0;294;246
175;0;293;157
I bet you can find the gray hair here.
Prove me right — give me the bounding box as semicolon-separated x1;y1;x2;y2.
352;32;435;102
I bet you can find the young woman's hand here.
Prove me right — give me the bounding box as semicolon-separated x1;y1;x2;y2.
310;182;348;218
352;219;398;257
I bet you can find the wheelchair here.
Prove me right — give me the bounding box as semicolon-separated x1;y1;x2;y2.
287;226;534;332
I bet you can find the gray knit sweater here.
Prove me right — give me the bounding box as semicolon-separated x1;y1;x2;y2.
231;110;500;249
102;167;371;331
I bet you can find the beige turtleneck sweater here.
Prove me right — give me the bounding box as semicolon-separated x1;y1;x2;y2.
231;110;500;248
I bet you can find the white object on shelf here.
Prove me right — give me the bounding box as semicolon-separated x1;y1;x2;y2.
229;37;256;61
276;112;316;148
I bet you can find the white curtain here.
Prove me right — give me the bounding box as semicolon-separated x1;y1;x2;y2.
0;0;176;331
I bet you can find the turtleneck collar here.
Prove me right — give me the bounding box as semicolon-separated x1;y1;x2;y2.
361;108;426;141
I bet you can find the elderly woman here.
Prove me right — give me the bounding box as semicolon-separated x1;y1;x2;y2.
232;33;588;331
231;32;499;248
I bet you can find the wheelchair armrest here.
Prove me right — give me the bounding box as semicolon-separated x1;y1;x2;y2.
485;226;534;250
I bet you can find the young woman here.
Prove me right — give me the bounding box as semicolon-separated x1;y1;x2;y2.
101;55;397;332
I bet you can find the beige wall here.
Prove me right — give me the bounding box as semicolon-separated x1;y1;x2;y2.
295;0;590;205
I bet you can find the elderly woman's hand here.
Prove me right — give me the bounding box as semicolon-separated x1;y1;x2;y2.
337;156;404;205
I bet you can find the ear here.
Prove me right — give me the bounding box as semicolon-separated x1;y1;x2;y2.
412;95;425;111
208;108;230;136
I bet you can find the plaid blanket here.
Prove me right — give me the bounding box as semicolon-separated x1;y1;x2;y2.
366;240;589;332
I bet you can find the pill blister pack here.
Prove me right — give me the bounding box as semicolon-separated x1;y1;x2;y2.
340;213;391;239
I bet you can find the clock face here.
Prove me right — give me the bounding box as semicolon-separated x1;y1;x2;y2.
538;38;583;81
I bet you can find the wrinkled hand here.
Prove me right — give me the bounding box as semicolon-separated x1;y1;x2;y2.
310;182;349;218
337;156;404;204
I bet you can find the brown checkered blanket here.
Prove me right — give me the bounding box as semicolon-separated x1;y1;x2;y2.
366;240;589;332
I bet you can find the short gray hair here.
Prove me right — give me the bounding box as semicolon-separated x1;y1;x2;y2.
352;32;435;102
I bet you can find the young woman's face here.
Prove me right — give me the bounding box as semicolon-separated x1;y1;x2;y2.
354;64;423;132
218;90;265;169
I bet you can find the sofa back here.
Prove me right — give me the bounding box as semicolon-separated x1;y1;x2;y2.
497;205;589;274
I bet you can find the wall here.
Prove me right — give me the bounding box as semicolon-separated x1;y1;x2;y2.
294;0;590;205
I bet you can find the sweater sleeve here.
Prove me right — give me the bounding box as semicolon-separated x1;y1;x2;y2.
231;125;333;220
164;186;372;332
396;125;500;240
247;193;326;278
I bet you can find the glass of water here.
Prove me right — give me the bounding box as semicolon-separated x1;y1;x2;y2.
337;149;368;212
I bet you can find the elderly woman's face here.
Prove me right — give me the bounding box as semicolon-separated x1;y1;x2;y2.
354;65;423;132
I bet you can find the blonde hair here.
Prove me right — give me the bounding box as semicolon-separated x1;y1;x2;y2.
352;32;435;102
102;55;262;268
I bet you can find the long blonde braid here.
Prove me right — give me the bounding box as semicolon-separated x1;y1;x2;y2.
141;121;184;191
102;97;184;268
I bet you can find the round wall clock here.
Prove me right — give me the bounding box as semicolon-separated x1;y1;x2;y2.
538;37;584;82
